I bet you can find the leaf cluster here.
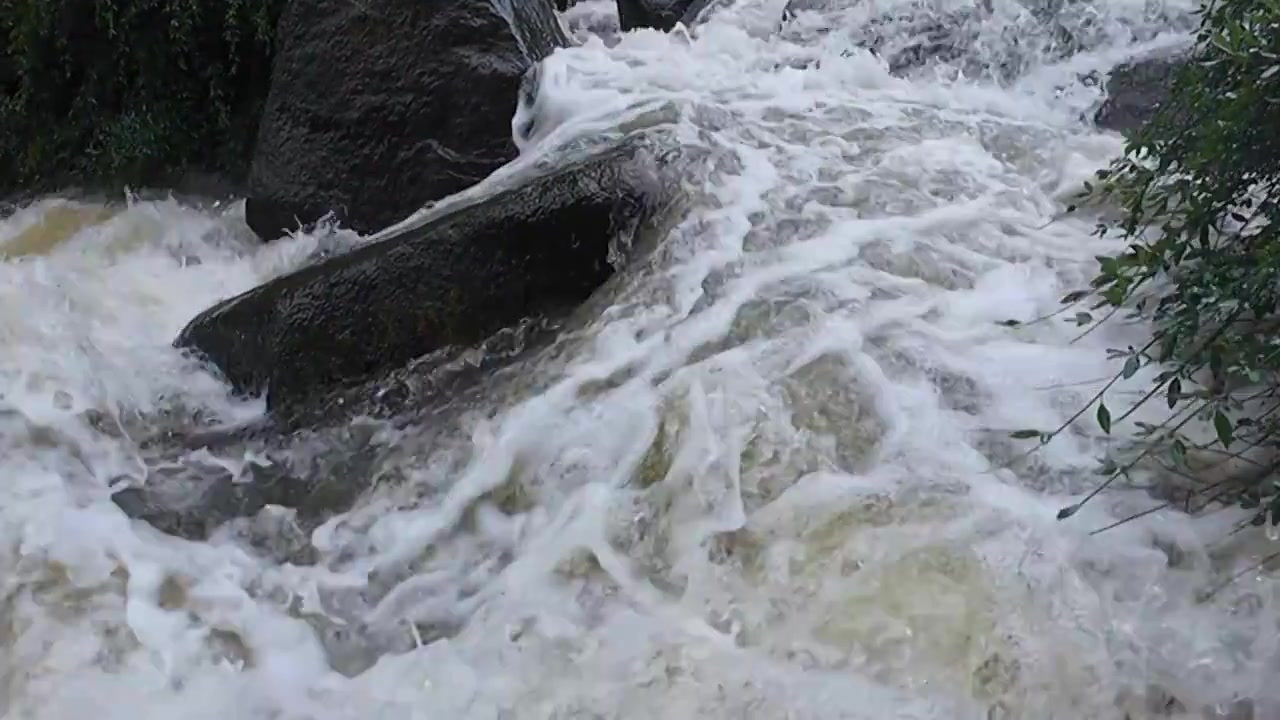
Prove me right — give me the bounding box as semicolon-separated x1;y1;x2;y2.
1007;0;1280;536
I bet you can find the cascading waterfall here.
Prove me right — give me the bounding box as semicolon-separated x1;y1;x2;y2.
2;0;1272;718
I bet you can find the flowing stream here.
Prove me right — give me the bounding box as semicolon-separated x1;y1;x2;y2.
3;0;1277;717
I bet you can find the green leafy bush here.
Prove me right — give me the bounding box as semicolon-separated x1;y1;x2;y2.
1011;0;1280;543
1;0;285;197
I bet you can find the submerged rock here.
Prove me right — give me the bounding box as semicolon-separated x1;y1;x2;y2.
177;134;679;428
779;1;1191;82
1094;54;1187;135
111;425;389;543
779;2;992;76
244;0;570;241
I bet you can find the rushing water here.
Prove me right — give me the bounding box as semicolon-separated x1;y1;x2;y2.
3;0;1277;718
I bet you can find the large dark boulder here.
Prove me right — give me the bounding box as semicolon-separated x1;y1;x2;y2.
244;0;571;241
112;134;680;541
1094;54;1188;135
177;134;679;428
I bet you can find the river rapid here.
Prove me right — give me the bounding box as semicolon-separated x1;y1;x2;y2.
3;0;1275;718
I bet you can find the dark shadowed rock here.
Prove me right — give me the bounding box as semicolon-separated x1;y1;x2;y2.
617;0;698;31
1094;54;1187;135
614;0;743;34
244;0;570;241
177;134;679;427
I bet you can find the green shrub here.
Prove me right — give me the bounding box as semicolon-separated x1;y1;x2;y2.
0;0;285;197
1011;0;1280;547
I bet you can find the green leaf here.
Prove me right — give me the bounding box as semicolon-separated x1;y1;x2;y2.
1009;429;1044;440
1060;290;1090;304
1056;504;1079;520
1121;355;1140;379
1096;402;1112;434
1213;411;1234;448
1167;378;1182;409
1171;439;1188;468
996;319;1021;327
1073;311;1094;326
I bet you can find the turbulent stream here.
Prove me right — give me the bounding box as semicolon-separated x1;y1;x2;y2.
3;0;1278;717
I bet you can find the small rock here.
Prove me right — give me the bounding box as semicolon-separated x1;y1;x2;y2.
616;0;699;31
1094;54;1188;135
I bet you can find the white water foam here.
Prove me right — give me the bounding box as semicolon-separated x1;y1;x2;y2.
3;1;1276;718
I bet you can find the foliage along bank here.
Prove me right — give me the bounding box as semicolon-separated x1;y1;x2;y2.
1010;0;1280;552
1;0;286;199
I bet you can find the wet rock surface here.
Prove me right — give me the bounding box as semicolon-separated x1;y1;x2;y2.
179;135;677;425
115;135;682;540
244;0;569;241
111;420;388;544
1093;53;1188;134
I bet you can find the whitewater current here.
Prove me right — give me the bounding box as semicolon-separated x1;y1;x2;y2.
2;0;1276;718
